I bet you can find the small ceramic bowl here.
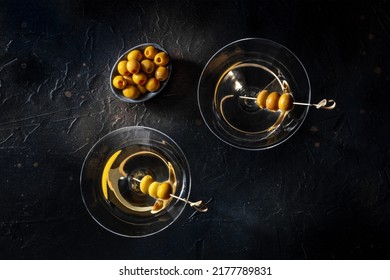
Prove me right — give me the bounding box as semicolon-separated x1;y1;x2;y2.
110;43;172;103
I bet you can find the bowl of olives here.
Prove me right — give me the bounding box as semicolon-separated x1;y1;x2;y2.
110;43;172;103
197;38;311;150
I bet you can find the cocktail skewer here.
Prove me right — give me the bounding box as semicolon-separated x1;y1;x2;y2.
169;194;208;212
239;95;336;110
238;78;335;111
127;176;208;212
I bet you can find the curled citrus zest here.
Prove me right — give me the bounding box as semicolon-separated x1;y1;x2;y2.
101;150;122;200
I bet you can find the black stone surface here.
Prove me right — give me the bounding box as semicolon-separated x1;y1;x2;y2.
0;0;389;259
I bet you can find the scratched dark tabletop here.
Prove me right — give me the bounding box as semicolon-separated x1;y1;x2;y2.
1;0;390;260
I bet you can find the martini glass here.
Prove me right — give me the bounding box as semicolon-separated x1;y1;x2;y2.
80;126;191;238
197;38;311;150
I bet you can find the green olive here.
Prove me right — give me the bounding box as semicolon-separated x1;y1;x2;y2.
266;92;281;111
144;46;158;59
126;59;140;74
123;75;135;85
155;66;169;81
256;90;270;109
145;78;160;92
117;60;130;76
112;75;127;89
148;181;160;198
278;93;294;112
140;59;155;74
154;52;169;66
132;72;147;85
137;84;147;94
140;175;154;194
157;182;173;200
122;85;140;99
127;49;143;61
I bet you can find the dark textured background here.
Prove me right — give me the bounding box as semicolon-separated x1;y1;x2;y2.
1;0;389;259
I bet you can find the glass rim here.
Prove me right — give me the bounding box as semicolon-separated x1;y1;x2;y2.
197;37;311;151
80;125;192;238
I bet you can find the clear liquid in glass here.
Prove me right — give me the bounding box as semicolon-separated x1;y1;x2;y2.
103;145;176;218
215;62;287;134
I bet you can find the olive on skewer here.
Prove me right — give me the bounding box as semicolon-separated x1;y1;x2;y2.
132;175;208;212
239;89;336;112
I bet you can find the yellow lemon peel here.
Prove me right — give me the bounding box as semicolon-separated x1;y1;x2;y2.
101;150;122;200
